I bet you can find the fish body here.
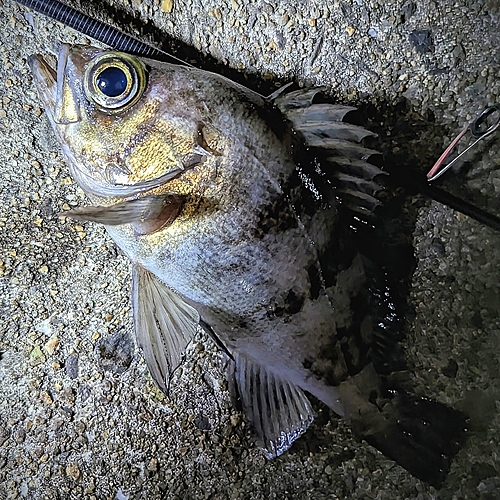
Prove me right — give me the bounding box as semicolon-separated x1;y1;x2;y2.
29;44;466;485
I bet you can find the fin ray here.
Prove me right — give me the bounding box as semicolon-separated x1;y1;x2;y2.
233;353;314;458
132;265;199;393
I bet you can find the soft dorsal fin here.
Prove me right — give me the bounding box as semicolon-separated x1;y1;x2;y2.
233;353;314;458
132;265;199;394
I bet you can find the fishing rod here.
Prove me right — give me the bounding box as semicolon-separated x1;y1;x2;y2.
16;0;190;65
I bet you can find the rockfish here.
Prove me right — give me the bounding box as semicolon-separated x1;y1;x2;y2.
29;44;466;486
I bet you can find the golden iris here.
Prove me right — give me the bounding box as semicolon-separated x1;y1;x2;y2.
83;52;146;112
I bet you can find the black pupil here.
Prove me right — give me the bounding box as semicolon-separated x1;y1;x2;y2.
96;67;128;97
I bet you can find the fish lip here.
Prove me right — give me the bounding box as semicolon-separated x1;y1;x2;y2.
29;44;82;124
28;53;58;113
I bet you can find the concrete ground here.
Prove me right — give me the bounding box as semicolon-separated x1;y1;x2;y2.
0;0;499;498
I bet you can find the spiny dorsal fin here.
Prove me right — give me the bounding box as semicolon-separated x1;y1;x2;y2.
273;87;323;109
294;120;376;143
276;88;387;219
233;353;314;458
132;265;199;394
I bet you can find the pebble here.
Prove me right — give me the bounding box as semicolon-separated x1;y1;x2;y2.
59;388;75;407
65;353;79;379
44;336;59;355
65;462;81;481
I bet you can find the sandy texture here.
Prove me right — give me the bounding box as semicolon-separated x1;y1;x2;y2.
0;0;499;499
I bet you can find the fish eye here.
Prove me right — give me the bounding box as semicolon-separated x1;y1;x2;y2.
83;52;146;112
96;66;128;97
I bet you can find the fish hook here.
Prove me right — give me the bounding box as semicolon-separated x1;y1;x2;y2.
427;104;500;182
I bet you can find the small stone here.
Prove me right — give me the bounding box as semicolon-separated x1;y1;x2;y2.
324;465;333;475
161;0;173;13
194;414;211;431
0;425;11;446
268;40;278;51
74;421;86;434
39;265;49;274
13;428;26;444
280;14;289;25
59;388;75;407
44;336;59;355
95;330;133;375
409;29;433;53
40;391;53;405
65;354;79;379
30;346;46;364
442;358;459;378
346;26;356;36
66;462;81;481
147;458;158;471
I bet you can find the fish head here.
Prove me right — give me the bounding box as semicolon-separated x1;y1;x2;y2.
29;44;218;201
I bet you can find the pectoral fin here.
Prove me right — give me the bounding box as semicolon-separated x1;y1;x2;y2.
61;194;183;235
232;353;314;458
132;265;199;394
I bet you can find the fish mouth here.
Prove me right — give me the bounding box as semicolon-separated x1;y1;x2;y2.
29;44;82;124
28;52;58;118
30;45;208;199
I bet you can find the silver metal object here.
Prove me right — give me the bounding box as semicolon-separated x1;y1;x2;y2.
427;104;500;182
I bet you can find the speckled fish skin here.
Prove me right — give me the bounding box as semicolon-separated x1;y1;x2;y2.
30;44;346;406
29;44;467;486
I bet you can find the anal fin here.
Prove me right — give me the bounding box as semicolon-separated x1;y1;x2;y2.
233;353;314;458
132;265;199;394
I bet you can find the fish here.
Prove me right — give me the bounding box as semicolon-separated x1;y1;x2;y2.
28;43;467;486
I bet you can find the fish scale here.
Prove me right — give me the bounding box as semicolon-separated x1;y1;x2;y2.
29;43;467;487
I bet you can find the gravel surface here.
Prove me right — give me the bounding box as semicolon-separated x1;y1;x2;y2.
0;0;499;499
